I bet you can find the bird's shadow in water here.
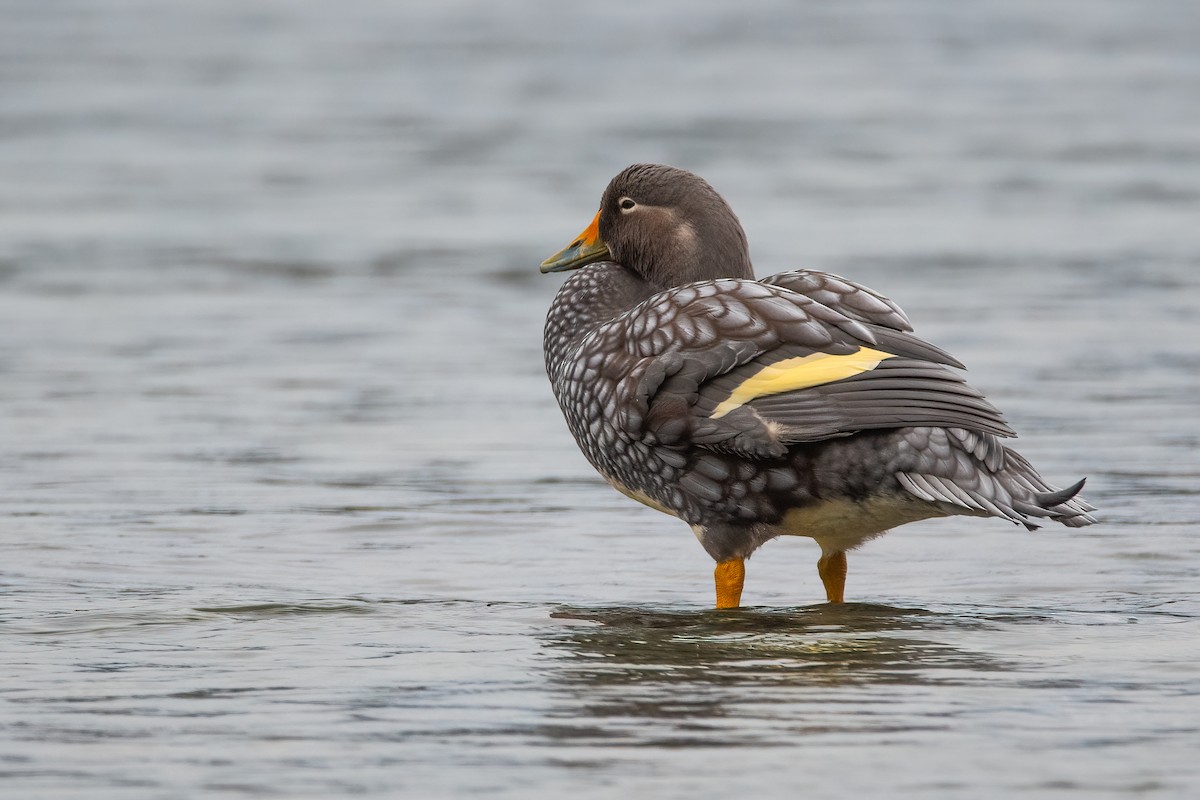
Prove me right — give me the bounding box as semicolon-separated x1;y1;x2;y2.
534;602;1015;743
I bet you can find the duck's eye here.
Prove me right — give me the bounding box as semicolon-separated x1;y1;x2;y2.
619;197;636;211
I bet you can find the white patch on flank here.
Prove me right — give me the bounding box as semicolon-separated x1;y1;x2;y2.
778;494;946;555
603;474;678;517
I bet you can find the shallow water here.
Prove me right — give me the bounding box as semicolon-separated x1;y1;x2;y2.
3;0;1200;797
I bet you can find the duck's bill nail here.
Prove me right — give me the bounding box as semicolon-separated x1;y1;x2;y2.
540;211;609;273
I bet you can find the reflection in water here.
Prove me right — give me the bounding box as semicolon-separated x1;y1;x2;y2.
537;605;1010;745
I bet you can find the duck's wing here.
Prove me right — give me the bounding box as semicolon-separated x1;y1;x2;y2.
759;269;914;332
600;274;1013;461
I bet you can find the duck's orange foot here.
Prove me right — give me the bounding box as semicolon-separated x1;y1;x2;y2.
817;550;847;603
714;559;745;609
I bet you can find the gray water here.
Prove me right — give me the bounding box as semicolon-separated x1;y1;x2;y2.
3;1;1200;797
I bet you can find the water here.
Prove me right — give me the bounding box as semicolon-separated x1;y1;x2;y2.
2;0;1199;797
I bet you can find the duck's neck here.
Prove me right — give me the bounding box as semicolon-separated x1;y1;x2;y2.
612;204;754;289
543;263;655;381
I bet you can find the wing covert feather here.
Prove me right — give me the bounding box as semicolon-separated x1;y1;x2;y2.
581;273;1008;460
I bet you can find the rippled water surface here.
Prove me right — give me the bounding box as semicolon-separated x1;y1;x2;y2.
3;1;1200;797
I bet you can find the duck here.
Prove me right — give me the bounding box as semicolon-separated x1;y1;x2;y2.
540;163;1096;608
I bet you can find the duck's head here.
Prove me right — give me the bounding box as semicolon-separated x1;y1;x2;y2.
540;164;754;288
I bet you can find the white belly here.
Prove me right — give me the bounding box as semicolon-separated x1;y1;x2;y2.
779;495;945;554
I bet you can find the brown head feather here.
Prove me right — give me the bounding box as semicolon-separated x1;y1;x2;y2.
597;164;754;289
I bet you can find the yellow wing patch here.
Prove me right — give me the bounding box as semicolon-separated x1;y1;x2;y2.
710;347;896;419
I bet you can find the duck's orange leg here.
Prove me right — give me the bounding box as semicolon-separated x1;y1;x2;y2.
817;550;847;603
714;559;745;609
